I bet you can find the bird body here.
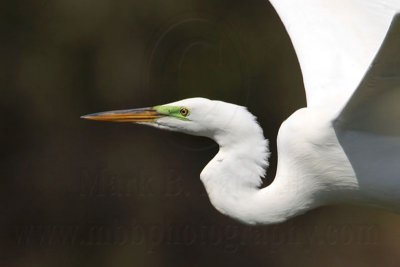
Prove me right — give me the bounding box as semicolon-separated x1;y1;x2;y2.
82;1;400;224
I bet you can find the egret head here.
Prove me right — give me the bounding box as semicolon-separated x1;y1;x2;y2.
82;96;269;184
81;97;262;144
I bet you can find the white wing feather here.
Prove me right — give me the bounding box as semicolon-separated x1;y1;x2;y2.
269;0;400;112
335;14;400;136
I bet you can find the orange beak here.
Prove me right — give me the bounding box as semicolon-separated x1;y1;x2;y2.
80;108;163;123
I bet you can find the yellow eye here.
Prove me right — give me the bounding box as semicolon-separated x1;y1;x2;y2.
180;107;190;117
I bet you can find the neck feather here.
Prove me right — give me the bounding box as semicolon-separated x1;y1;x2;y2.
200;108;315;224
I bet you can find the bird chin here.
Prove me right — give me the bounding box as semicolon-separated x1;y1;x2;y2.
137;121;176;132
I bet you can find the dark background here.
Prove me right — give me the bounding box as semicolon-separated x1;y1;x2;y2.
2;0;400;266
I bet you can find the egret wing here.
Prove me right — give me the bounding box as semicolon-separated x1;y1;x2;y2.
334;14;400;136
269;0;400;112
332;14;400;197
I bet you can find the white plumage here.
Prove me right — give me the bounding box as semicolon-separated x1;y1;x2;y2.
269;0;400;112
82;1;400;224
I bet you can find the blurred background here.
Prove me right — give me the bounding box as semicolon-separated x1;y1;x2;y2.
2;0;400;266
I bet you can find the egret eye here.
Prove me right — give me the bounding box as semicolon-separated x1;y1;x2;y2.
180;107;190;117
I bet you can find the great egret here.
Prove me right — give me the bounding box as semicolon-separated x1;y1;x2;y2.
82;1;400;224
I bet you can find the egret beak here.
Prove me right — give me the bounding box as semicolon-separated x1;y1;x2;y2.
80;107;163;123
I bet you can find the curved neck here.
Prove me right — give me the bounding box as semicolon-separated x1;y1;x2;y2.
200;124;317;225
